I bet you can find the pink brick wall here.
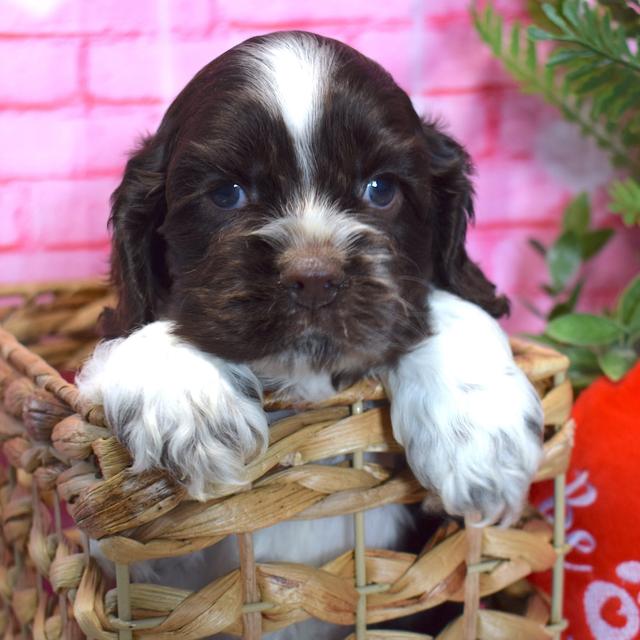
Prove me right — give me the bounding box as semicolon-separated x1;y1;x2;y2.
1;0;637;332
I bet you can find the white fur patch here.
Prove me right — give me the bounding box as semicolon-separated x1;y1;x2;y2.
252;352;337;402
261;39;324;139
383;289;544;526
77;321;269;500
253;191;378;253
243;33;334;178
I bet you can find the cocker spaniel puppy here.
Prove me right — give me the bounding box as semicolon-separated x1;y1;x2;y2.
79;31;543;538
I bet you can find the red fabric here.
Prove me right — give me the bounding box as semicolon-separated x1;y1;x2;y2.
530;362;640;639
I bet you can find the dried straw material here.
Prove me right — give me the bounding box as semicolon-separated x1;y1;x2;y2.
0;281;573;639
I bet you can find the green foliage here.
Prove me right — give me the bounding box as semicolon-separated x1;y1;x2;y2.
528;2;640;168
537;264;640;387
473;1;640;388
609;177;640;225
618;275;640;330
544;303;638;382
529;194;612;304
526;196;638;387
562;191;590;232
527;0;565;33
597;346;637;380
546;232;582;293
546;313;624;345
598;0;640;36
472;1;640;176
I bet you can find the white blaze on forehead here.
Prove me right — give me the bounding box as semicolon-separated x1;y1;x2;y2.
243;33;334;172
263;40;324;137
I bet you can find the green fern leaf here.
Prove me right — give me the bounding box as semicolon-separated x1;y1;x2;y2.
494;11;504;55
528;26;558;41
611;87;640;119
526;36;538;70
584;6;604;48
474;2;640;177
562;0;581;28
609;178;640;226
510;21;521;57
547;48;595;66
542;3;570;30
565;60;606;82
573;66;613;93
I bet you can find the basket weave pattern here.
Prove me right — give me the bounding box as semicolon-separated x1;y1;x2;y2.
0;281;574;640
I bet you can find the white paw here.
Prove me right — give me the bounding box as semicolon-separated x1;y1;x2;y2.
386;289;544;526
77;321;268;500
399;366;543;526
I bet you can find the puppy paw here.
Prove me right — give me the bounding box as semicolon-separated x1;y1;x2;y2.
77;321;268;500
395;364;543;526
386;290;545;526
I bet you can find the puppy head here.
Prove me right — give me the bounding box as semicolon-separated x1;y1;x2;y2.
106;31;507;376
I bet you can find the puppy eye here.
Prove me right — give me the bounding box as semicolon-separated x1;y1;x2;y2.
363;176;397;208
210;182;247;209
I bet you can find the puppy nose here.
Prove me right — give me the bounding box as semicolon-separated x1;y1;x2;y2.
281;260;343;309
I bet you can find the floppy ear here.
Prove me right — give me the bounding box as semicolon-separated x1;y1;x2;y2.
101;134;171;338
423;119;509;318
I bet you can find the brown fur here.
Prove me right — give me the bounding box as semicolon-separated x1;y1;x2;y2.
103;31;508;385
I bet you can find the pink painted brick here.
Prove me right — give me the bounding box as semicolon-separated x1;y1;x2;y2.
422;0;474;15
413;92;493;158
575;289;626;317
349;27;417;92
0;39;80;105
0;2;82;35
0;249;110;285
0;110;84;178
0;184;28;249
497;91;558;158
0;107;162;179
170;28;265;92
466;226;557;298
420;19;513;92
1;0;160;35
474;157;571;225
26;178;115;249
168;0;215;35
475;0;530;16
88;38;170;102
421;0;482;22
215;0;414;25
581;231;640;294
80;0;160;34
171;39;221;95
83;105;164;173
500;295;548;335
422;0;527;18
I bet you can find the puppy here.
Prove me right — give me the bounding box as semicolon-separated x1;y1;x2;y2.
78;31;544;637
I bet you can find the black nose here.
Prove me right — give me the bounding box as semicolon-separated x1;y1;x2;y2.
281;262;344;309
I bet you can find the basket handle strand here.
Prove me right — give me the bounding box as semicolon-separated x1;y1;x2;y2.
238;532;262;639
463;513;483;640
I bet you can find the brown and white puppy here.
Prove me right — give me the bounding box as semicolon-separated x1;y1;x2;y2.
78;31;543;595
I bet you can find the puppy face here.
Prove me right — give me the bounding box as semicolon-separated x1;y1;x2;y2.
107;32;507;379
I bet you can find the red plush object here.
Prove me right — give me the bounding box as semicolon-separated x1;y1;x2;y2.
530;362;640;640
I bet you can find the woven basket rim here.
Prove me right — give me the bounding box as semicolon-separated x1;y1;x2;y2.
0;280;573;640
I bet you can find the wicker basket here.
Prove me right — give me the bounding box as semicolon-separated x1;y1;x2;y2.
0;280;574;640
